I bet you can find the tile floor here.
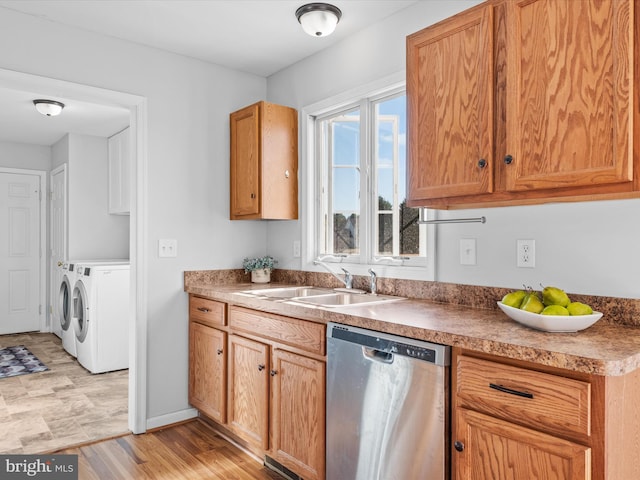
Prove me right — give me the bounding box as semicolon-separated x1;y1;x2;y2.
0;332;128;454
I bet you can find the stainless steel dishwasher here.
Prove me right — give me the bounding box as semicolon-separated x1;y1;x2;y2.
326;322;450;480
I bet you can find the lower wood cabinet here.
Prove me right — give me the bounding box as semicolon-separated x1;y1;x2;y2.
227;334;270;450
455;408;590;480
189;315;226;424
452;349;640;480
188;297;326;480
270;348;325;480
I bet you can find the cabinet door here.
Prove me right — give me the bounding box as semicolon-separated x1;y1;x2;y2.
227;334;269;449
454;408;590;480
270;349;325;480
188;322;226;423
230;103;261;218
108;127;130;214
407;3;494;204
505;0;633;192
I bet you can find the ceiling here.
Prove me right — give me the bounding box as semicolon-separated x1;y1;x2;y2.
0;0;418;146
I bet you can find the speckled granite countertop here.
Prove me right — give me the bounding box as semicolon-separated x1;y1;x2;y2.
185;281;640;377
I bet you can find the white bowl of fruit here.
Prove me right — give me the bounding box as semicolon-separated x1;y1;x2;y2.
497;286;602;333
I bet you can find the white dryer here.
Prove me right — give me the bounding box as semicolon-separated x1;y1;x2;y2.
56;262;80;356
72;262;130;374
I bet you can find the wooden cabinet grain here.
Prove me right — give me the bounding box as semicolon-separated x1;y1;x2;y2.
407;0;638;208
228;306;326;480
188;296;325;480
452;350;640;480
455;408;590;480
189;322;226;423
188;297;227;424
270;348;325;480
227;334;270;449
230;101;298;220
407;4;494;202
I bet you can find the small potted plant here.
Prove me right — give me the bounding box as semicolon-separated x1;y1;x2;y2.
243;255;277;283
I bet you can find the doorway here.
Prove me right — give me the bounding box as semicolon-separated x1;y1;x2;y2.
0;169;46;335
0;68;148;440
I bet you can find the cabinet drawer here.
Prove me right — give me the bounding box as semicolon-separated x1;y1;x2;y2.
229;306;325;355
456;355;591;439
189;295;226;327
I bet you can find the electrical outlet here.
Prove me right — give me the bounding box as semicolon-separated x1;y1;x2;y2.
293;240;301;258
159;239;178;258
517;239;535;268
459;238;477;265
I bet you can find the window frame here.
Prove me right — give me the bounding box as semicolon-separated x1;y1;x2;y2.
301;73;436;281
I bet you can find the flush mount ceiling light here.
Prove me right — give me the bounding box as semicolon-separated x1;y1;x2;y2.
296;3;342;37
33;99;65;117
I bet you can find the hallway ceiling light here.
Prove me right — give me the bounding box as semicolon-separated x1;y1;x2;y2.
296;3;342;37
33;99;65;116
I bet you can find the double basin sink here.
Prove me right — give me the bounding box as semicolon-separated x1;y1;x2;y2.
240;286;404;308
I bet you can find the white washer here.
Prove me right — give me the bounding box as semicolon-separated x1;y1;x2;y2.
72;262;130;374
56;262;80;355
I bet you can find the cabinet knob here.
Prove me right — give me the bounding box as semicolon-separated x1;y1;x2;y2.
454;441;465;452
477;158;487;169
270;369;277;376
250;193;256;199
257;364;265;371
216;348;223;355
284;170;290;178
504;154;513;165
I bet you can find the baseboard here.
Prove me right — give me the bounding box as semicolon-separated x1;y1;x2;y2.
145;407;198;430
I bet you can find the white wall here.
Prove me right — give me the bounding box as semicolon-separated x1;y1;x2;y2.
68;133;129;259
266;0;640;299
0;8;267;423
0;140;51;171
52;133;129;259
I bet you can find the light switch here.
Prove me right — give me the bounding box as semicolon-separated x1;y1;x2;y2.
459;238;477;265
159;239;178;258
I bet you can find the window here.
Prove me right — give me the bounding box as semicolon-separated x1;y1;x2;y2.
313;86;427;267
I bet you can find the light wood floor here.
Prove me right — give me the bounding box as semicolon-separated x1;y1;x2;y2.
0;332;128;453
54;419;285;480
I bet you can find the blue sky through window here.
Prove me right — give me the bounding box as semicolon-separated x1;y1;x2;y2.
330;96;406;212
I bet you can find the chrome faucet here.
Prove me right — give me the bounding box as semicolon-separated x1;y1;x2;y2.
368;268;377;295
314;258;353;289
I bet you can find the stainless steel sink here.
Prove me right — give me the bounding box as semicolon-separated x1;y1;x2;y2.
239;286;404;307
294;292;404;307
241;286;334;299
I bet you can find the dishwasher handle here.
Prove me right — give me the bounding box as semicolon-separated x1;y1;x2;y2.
362;347;394;364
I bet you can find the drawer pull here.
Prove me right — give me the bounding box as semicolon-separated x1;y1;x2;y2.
489;383;533;399
196;307;211;313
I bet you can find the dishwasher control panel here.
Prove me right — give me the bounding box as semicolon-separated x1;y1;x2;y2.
329;323;450;366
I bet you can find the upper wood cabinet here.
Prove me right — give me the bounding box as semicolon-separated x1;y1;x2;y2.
407;0;638;209
407;4;494;201
229;101;298;220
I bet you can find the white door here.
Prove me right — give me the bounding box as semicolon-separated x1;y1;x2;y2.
50;166;67;338
0;172;41;334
